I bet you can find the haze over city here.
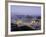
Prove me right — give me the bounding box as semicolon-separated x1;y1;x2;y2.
11;5;41;16
11;5;41;31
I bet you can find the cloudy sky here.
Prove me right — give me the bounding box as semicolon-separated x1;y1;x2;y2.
11;5;41;16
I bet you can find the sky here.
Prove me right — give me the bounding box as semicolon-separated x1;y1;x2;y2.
11;5;41;16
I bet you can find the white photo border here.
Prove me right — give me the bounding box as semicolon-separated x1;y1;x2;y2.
8;2;44;35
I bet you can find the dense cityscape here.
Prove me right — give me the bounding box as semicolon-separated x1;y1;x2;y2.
11;15;41;31
11;5;41;31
